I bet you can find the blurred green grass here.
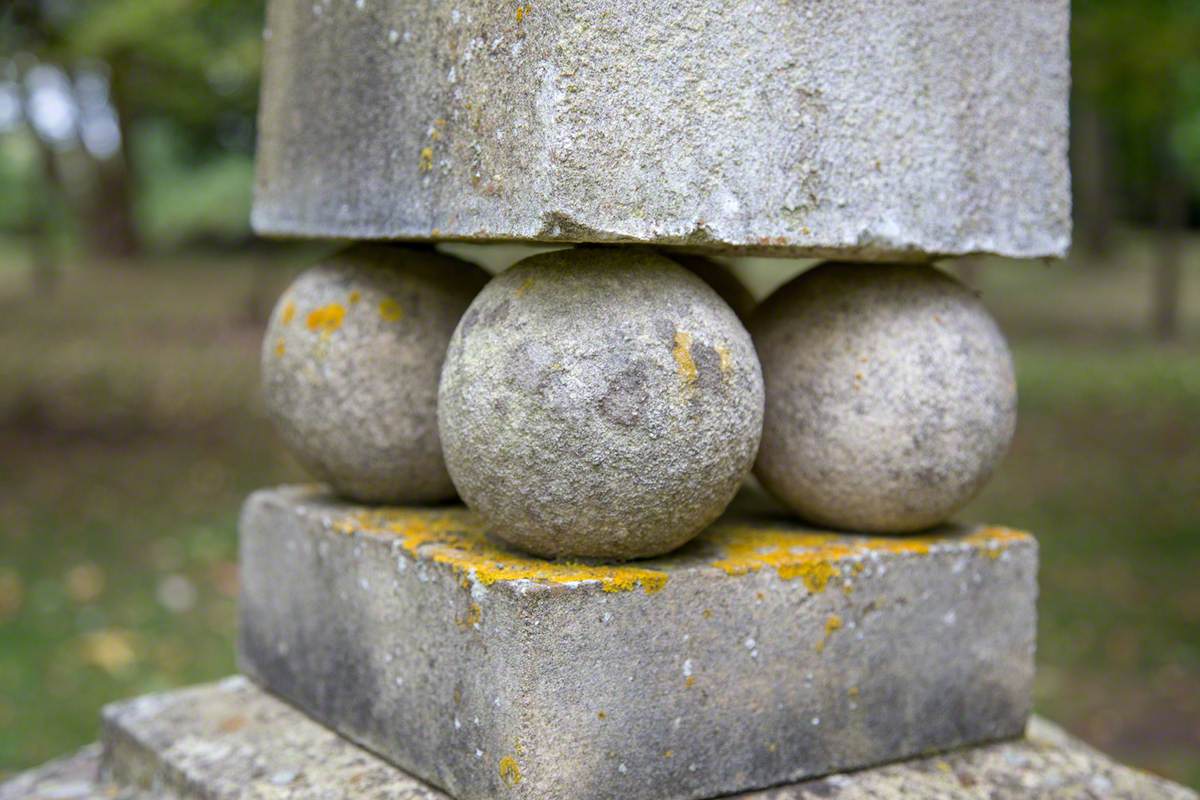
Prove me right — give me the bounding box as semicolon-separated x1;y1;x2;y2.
0;237;1197;788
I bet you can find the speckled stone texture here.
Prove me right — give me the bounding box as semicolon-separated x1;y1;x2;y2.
5;682;1196;800
438;248;763;559
238;485;1038;800
252;0;1070;259
262;244;488;503
752;263;1017;533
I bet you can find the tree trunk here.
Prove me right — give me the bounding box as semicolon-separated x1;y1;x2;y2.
1151;172;1186;342
84;58;140;259
1072;102;1116;258
30;139;62;296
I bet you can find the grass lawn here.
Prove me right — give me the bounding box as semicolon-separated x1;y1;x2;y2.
0;235;1197;788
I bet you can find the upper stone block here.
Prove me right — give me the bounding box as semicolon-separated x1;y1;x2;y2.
252;0;1071;260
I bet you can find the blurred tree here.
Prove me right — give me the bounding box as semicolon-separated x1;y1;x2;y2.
1073;0;1200;340
1;0;264;258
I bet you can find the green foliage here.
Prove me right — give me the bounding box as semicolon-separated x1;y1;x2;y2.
1073;0;1200;208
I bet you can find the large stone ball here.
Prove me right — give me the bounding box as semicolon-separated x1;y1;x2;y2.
438;247;764;560
262;244;488;504
751;262;1016;533
666;253;757;323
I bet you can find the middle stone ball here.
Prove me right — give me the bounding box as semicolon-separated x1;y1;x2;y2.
438;248;764;560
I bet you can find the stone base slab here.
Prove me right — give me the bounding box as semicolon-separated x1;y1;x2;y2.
238;486;1037;800
4;678;1196;800
252;0;1070;260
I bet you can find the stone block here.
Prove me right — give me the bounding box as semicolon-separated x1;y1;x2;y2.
238;486;1037;800
252;0;1071;259
5;679;1191;800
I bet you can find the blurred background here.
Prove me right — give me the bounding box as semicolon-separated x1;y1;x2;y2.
0;0;1197;789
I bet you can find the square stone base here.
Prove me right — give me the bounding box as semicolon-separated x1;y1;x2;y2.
6;679;1197;800
237;486;1037;800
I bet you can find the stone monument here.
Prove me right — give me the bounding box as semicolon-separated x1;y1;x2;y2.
3;1;1196;799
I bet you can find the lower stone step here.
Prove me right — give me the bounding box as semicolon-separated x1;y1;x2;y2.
238;486;1037;800
4;677;1195;800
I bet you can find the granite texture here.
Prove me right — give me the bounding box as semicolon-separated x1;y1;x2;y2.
7;680;1193;800
262;244;488;503
751;263;1017;533
252;0;1071;259
438;248;763;559
238;485;1037;800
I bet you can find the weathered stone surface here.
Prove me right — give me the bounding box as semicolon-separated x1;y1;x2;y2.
252;0;1071;259
7;680;1193;800
239;485;1037;800
438;248;763;559
262;244;488;504
0;746;113;800
752;263;1017;533
668;254;758;324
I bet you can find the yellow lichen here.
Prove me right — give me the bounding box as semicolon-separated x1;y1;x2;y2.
515;276;535;297
703;523;1026;589
663;750;674;759
716;345;733;378
334;508;669;595
816;613;843;654
281;301;296;325
274;339;286;358
457;602;482;629
515;4;531;22
306;304;346;336
498;756;521;787
673;331;697;385
349;291;361;305
684;676;696;688
597;710;607;720
419;146;434;172
332;511;1028;600
379;298;404;322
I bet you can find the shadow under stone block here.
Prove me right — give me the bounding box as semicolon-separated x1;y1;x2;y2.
237;486;1037;800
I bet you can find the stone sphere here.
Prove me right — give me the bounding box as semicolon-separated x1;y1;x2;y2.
751;262;1016;533
438;247;764;560
262;244;489;504
666;253;757;323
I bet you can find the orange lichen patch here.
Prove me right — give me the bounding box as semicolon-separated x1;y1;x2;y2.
379;298;404;322
274;339;286;358
219;714;248;733
702;523;1028;589
498;756;521;787
457;602;482;629
281;301;296;325
684;676;696;688
673;331;698;385
816;614;843;654
334;509;669;595
306;304;346;336
348;291;361;305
